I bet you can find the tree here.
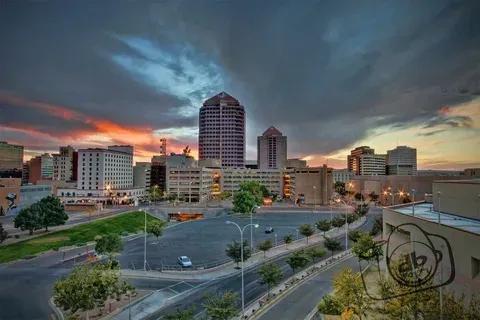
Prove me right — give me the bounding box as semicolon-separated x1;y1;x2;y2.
368;191;379;203
257;239;273;258
355;203;369;216
331;216;345;228
39;196;68;232
317;294;342;316
348;230;365;243
333;268;371;319
167;193;178;203
232;190;257;214
315;220;331;237
346;213;357;224
306;247;326;262
299;224;314;243
14;204;42;235
53;261;132;319
286;250;310;274
283;234;293;248
95;233;123;259
147;219;167;241
370;216;383;236
258;263;283;297
354;192;364;201
324;237;342;257
334;181;346;196
0;222;7;243
164;308;194;320
203;291;238;320
239;181;269;205
225;240;251;268
148;185;162;203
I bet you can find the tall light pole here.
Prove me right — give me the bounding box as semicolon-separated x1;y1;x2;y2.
313;185;317;213
250;205;260;252
437;191;442;223
226;221;259;318
143;208;147;271
336;198;349;250
411;189;416;216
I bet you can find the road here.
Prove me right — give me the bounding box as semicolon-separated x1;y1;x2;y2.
151;210;380;319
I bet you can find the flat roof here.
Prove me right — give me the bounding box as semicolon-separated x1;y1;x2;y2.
390;203;480;235
434;179;480;184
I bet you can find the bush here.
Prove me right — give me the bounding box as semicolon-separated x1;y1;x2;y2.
317;294;342;315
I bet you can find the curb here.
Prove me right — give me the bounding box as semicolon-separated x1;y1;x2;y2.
48;297;65;320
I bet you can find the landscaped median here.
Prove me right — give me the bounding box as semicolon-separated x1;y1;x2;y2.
0;211;160;263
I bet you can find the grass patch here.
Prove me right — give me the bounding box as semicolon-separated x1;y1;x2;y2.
0;211;159;263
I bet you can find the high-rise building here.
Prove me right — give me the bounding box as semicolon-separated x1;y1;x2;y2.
77;146;133;191
0;141;24;178
348;146;386;176
133;162;151;189
198;92;245;168
28;153;53;184
53;146;78;181
257;126;287;170
386;146;417;175
150;155;167;193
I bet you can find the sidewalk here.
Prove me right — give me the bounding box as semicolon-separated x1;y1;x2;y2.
120;216;366;281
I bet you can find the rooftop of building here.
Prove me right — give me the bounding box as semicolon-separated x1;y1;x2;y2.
389;202;480;235
261;126;283;136
203;91;240;106
434;179;480;184
77;148;132;155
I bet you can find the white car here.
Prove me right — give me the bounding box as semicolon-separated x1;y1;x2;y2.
177;256;192;267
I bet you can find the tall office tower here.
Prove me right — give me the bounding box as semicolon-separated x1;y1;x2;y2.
387;146;417;175
347;146;375;174
77;147;133;191
133;162;151;188
53;145;78;181
198;92;245;168
257;126;287;169
0;141;24;178
28;153;53;183
151;155;167;193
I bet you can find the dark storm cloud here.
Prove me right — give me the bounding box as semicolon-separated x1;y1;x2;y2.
1;0;479;156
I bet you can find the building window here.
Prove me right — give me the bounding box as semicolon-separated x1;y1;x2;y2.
472;257;480;279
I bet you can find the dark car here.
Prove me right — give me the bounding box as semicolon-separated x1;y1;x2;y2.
265;227;274;234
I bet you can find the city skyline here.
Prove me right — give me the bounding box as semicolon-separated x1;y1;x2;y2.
1;1;480;170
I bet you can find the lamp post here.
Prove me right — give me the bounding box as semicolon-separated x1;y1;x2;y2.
411;189;416;216
226;221;259;318
313;185;317;212
143;208;147;271
437;191;442;223
250;205;260;252
335;198;349;250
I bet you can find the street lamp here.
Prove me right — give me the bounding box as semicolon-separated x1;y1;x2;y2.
335;198;349;250
143;208;148;271
226;221;259;318
437;191;442;223
250;205;261;252
313;185;317;213
411;189;416;216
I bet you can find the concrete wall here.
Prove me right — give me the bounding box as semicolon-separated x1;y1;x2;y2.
433;180;480;220
383;208;480;299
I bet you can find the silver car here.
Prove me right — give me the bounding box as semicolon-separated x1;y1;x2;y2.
177;256;192;267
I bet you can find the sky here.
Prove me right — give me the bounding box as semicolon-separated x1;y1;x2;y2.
0;0;479;170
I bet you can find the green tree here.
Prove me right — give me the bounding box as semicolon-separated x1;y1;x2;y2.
95;233;123;259
331;216;345;228
39;195;68;232
258;263;283;297
370;216;383;236
203;291;238;320
283;234;293;248
286;250;310;274
257;239;273;258
315;220;331;237
352;233;383;278
164;308;194;320
346;213;357;224
299;224;315;243
225;240;251;268
333;268;371;319
306;247;326;262
232;190;257;214
239;181;269;205
324;237;342;257
148;185;162;203
14;204;42;235
147;219;167;241
348;230;365;243
0;222;7;243
53;262;132;319
334;181;346;196
317;294;342;316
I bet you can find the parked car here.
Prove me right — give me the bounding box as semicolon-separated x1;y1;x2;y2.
265;227;274;234
177;256;193;267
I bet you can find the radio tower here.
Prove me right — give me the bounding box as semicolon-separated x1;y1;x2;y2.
160;138;167;157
